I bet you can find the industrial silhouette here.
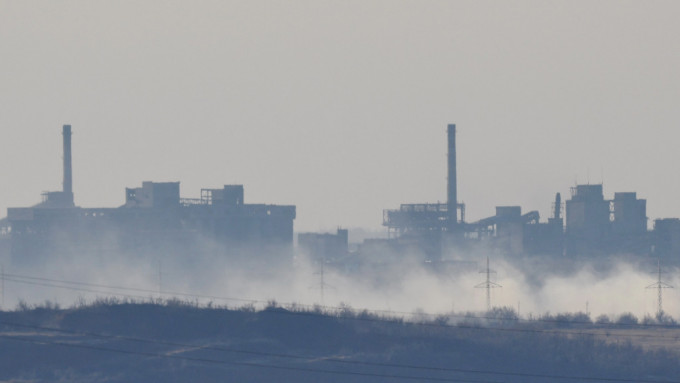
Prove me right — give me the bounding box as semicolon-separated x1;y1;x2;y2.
0;125;295;264
1;123;679;267
376;124;673;262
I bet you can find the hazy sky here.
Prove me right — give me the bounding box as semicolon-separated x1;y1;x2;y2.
1;1;679;232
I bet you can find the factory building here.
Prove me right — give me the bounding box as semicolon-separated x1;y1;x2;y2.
381;123;666;261
382;125;466;260
523;193;564;256
565;184;612;256
475;206;536;256
564;186;649;256
0;125;296;265
653;219;680;261
298;228;349;261
382;124;563;259
610;192;648;254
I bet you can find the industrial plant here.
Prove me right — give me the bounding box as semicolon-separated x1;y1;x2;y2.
0;125;296;264
301;125;680;264
1;124;679;266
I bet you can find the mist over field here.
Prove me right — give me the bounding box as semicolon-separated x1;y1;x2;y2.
2;240;674;322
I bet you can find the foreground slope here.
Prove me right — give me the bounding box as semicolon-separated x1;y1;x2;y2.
1;301;679;382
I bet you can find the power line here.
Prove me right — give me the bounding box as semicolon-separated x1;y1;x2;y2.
3;276;157;301
4;278;680;380
3;272;257;303
4;272;680;335
3;275;680;347
1;321;677;383
0;334;500;383
249;304;680;342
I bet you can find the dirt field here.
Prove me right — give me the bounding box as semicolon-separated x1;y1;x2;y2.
562;327;680;352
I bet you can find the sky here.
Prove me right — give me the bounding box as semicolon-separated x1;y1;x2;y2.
0;1;679;232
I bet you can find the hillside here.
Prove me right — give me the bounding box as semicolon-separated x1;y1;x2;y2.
1;301;680;382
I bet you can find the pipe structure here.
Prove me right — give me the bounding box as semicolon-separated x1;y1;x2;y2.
447;124;457;229
62;124;73;203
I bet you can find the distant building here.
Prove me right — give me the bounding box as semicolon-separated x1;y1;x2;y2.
0;126;296;265
610;192;648;254
565;185;611;256
5;182;296;264
298;228;348;261
653;218;680;262
565;185;648;256
381;125;658;260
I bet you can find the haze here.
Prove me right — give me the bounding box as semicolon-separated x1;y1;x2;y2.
1;1;679;232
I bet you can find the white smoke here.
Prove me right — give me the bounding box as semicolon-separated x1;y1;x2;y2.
1;235;676;323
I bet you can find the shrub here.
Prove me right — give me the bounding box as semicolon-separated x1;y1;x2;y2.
616;312;639;326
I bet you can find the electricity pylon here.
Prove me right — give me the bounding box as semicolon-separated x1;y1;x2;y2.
646;259;673;317
310;258;334;305
475;257;501;312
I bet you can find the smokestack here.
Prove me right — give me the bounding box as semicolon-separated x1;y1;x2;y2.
62;124;73;202
447;124;457;228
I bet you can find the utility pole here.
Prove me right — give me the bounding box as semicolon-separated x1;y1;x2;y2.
646;259;673;318
475;257;501;312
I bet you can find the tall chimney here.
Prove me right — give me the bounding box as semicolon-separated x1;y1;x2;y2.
62;125;73;203
447;124;457;228
554;192;561;219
